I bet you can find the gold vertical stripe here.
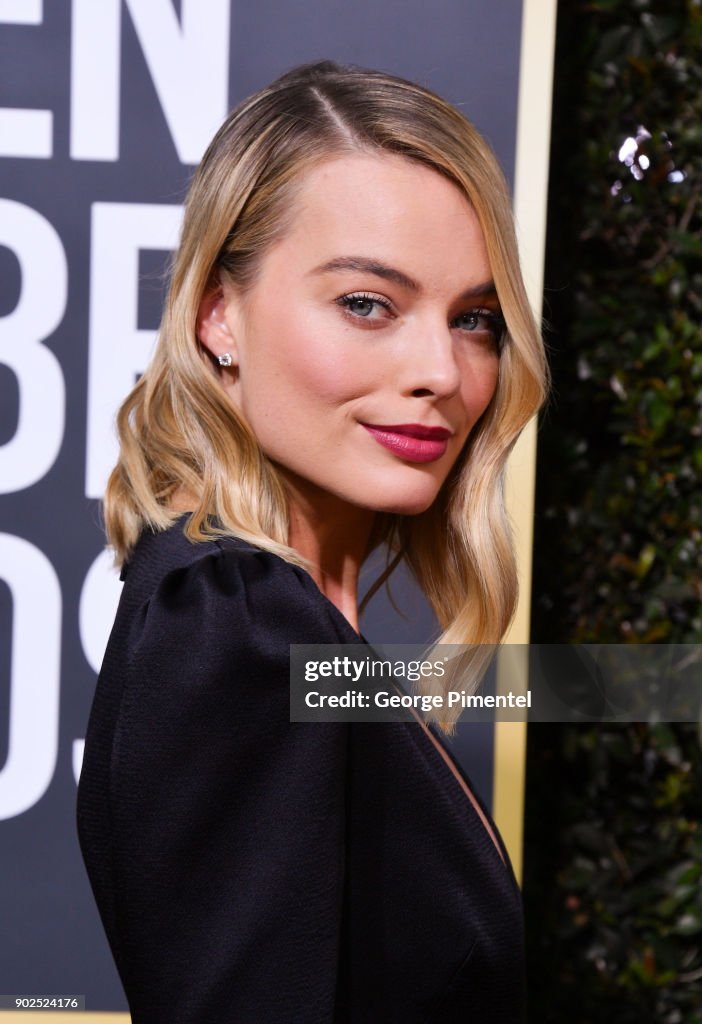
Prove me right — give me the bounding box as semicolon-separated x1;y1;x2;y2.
0;1016;128;1023
493;0;559;885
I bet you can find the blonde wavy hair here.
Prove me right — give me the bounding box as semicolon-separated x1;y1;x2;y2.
106;60;547;728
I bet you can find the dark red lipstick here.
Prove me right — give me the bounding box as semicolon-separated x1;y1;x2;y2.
361;423;452;463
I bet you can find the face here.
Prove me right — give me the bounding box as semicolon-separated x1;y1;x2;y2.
198;153;501;521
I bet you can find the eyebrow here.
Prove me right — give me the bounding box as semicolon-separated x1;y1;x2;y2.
309;256;497;301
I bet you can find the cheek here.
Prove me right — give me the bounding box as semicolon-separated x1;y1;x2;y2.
284;305;385;397
241;315;373;419
461;354;500;422
293;351;361;403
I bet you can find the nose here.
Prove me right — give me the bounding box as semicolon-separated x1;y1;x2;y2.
398;317;462;399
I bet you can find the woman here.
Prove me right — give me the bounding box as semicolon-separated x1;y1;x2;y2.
77;60;547;1023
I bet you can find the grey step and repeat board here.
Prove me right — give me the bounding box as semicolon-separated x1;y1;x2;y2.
0;0;523;1012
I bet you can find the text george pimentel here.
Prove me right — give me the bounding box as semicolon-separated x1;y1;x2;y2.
304;689;532;710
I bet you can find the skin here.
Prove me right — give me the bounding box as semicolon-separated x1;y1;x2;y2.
197;153;501;632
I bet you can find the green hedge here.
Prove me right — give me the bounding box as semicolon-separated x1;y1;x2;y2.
526;723;702;1023
532;0;702;644
526;1;702;1020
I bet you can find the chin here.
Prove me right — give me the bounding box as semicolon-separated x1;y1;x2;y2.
368;487;443;517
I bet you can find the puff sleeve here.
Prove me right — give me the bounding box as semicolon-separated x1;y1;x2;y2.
83;544;350;1023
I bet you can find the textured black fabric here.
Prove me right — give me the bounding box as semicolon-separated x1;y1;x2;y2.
76;519;525;1023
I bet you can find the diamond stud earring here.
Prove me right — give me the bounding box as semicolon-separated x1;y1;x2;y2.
217;353;233;367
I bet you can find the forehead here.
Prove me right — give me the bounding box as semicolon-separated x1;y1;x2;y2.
261;153;491;292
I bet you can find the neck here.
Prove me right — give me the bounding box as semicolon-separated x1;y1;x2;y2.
283;477;376;635
169;480;375;634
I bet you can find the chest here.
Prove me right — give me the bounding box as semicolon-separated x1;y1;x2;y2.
336;721;525;1023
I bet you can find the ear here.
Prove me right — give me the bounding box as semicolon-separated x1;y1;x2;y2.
196;284;238;365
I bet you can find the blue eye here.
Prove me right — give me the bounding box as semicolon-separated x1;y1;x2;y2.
346;297;375;316
336;293;392;321
453;309;505;349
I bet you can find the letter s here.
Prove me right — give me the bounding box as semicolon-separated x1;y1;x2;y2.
0;534;61;819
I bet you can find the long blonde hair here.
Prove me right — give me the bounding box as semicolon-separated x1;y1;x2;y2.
106;60;547;727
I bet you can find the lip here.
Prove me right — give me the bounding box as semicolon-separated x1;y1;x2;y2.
361;422;453;463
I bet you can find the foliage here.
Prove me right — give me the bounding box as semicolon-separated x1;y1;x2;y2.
525;722;702;1023
526;1;702;1020
533;0;702;644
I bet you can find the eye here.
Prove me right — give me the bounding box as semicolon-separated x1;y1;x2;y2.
336;292;392;322
452;308;505;349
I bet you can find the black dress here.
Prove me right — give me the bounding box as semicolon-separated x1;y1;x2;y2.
76;518;525;1023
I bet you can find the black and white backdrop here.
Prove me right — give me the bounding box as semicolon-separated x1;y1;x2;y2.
0;0;525;1010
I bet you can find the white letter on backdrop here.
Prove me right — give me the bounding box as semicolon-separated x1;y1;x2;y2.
0;200;66;493
85;201;182;498
69;0;120;161
0;0;52;157
70;0;230;163
0;533;61;820
78;548;122;677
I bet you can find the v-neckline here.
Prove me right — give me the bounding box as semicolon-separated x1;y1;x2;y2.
205;521;513;881
311;594;513;879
